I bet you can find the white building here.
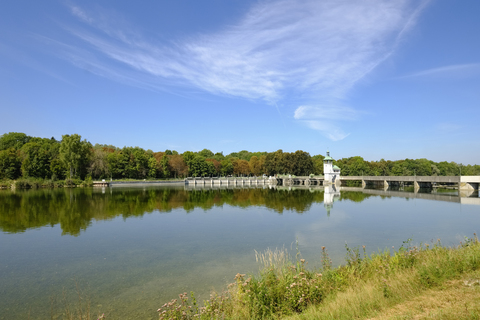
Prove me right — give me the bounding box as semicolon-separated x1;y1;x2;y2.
323;151;341;184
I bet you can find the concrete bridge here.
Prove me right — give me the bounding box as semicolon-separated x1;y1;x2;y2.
340;176;480;191
274;175;480;190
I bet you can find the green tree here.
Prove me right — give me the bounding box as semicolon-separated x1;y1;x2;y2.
148;157;158;179
311;154;325;175
60;134;92;179
0;148;21;179
0;132;31;151
198;149;214;159
20;138;59;179
220;159;234;176
89;148;110;179
291;150;314;176
161;155;171;178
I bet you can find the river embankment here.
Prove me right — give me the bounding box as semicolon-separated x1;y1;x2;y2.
156;236;480;319
0;178;186;189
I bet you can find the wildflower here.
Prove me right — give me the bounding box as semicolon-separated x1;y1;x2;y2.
234;273;245;280
300;259;305;263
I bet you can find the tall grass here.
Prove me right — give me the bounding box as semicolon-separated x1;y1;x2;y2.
157;235;480;320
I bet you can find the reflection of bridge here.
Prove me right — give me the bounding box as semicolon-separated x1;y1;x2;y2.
340;187;479;205
182;184;480;205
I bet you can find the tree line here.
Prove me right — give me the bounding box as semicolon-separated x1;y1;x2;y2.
0;132;478;182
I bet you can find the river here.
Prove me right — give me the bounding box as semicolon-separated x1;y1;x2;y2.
0;185;479;319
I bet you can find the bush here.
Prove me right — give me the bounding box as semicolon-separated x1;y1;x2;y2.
13;178;42;189
83;175;93;187
0;179;12;189
64;179;76;187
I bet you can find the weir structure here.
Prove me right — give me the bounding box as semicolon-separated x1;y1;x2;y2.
94;176;480;191
185;176;273;186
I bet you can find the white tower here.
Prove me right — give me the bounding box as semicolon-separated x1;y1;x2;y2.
323;151;340;184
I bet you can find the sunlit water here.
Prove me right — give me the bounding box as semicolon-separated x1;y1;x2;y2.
0;185;479;319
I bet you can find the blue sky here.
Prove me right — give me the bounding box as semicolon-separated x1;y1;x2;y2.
1;0;479;164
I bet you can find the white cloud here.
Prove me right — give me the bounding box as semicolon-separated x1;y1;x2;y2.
294;105;358;121
55;0;427;103
400;63;480;79
47;0;428;140
294;105;357;141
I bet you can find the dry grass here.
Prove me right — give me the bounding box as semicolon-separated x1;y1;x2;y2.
284;266;480;320
367;271;480;320
255;247;291;275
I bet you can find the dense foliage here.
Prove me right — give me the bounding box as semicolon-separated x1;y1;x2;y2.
1;132;479;183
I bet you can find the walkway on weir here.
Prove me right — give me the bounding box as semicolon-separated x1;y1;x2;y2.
185;177;273;186
341;176;480;191
94;176;480;191
274;175;480;191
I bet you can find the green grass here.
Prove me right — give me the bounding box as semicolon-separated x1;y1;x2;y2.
0;177;95;189
157;235;480;320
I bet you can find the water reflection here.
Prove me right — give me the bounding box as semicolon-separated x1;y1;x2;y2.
324;185;340;216
1;185;477;236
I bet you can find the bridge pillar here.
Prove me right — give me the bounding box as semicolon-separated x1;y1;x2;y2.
362;180;366;188
460;182;476;191
383;180;389;189
414;180;420;190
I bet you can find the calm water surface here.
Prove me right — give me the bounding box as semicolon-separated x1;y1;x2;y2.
0;185;479;319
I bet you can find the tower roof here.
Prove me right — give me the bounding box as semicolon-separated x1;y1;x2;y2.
323;151;334;161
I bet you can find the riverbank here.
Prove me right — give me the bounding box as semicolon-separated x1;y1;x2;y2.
0;178;186;189
0;177;92;189
158;235;480;319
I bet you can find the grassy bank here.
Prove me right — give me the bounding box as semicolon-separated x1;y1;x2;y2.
0;177;93;189
158;235;480;320
0;177;188;189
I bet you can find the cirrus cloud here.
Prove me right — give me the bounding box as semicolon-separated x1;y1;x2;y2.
46;0;429;140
